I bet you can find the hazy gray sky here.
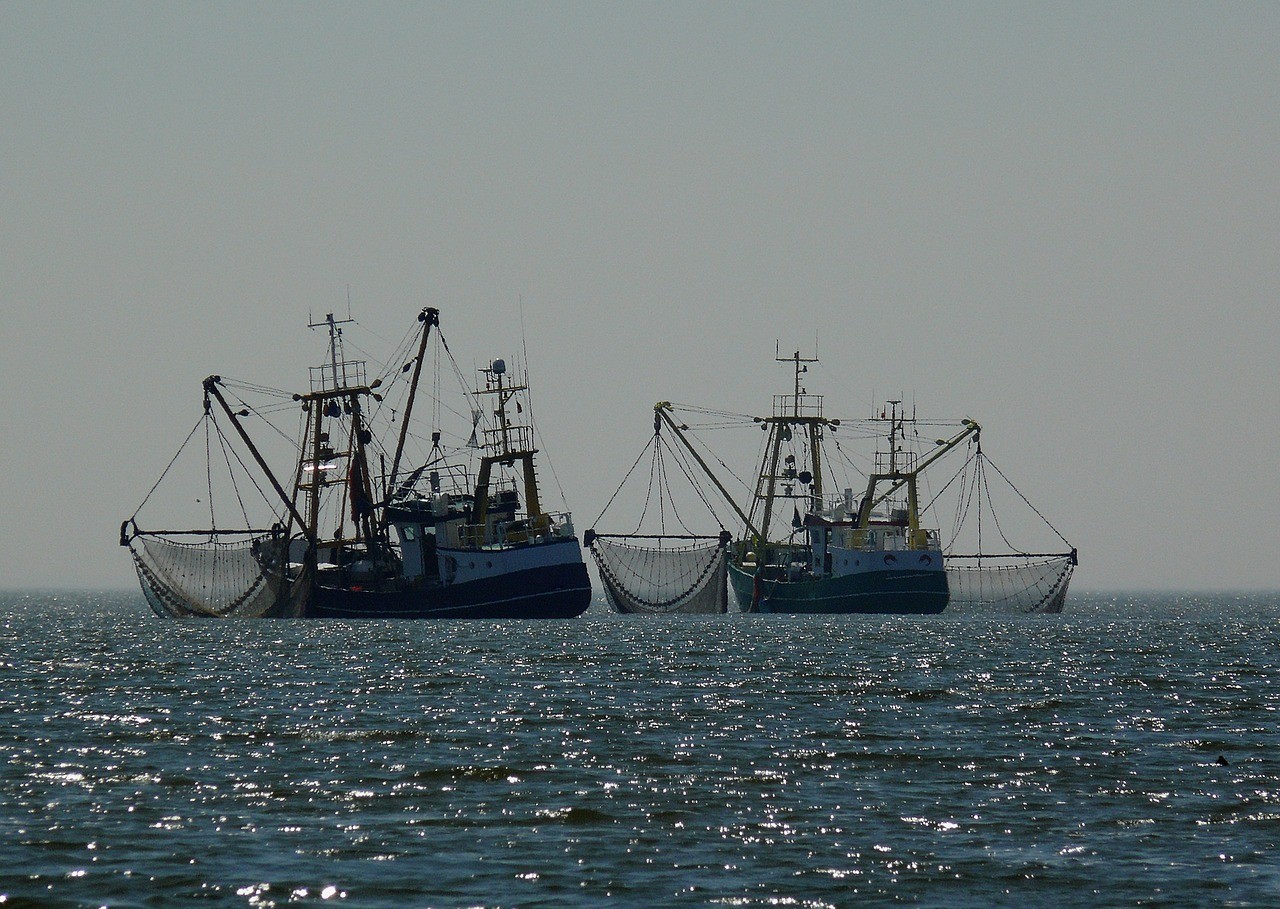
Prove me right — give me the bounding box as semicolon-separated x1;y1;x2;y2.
3;2;1278;591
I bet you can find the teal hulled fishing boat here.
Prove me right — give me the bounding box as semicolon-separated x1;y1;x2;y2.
686;353;976;615
590;350;976;615
589;345;1073;615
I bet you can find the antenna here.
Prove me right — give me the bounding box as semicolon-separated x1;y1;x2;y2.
773;343;818;419
772;341;818;366
309;307;356;391
519;294;531;392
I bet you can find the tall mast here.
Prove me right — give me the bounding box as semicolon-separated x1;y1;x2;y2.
751;347;828;545
292;382;383;543
294;309;382;549
387;307;439;495
310;311;354;392
307;389;324;546
886;400;901;474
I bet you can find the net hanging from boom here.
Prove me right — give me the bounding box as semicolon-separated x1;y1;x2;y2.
586;414;731;614
128;530;303;618
945;555;1074;614
930;442;1077;614
591;535;728;614
122;397;307;618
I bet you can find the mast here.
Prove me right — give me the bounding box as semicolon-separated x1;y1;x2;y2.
387;307;439;496
307;387;324;547
855;411;980;538
754;421;786;546
749;348;832;546
291;312;385;551
310;311;355;394
346;387;378;544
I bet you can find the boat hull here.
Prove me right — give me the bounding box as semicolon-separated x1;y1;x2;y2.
727;562;948;615
306;558;592;618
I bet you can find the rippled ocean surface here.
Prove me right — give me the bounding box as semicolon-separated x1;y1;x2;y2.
2;590;1278;908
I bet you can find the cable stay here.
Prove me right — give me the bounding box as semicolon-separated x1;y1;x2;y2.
585;412;732;614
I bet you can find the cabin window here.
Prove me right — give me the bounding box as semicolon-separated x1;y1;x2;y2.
403;526;416;542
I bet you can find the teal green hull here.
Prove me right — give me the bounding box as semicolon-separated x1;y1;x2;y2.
727;562;948;615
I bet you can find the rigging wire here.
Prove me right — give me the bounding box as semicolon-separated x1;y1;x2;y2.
661;433;728;531
204;414;216;531
667;403;756;422
981;453;1073;547
211;416;252;529
918;445;976;519
131;414;207;521
674;412;755;497
634;436;659;532
590;433;655;529
655;443;668;533
225;391;305;454
212;416;281;523
979;457;1021;554
218;377;294;399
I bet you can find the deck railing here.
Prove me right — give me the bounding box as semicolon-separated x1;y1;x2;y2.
459;511;576;548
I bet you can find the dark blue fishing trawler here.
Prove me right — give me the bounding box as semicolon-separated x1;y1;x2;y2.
121;307;591;619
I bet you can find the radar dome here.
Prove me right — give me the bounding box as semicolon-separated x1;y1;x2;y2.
492;358;506;375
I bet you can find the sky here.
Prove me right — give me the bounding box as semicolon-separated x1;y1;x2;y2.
2;1;1278;591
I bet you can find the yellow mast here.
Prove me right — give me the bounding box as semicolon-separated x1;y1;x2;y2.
653;347;836;555
855;412;981;546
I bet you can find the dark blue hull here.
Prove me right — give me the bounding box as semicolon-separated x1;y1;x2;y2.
306;560;592;619
727;563;948;614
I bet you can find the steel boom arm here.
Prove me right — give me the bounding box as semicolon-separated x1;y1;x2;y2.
203;376;315;543
387;307;439;494
654;402;761;541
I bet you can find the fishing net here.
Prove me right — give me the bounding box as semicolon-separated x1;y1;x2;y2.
944;555;1074;614
128;531;303;618
590;536;728;614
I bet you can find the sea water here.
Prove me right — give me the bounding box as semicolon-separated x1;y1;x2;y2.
1;590;1277;908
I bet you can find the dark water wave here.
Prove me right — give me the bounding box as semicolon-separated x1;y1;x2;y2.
1;590;1278;907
